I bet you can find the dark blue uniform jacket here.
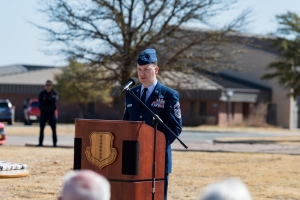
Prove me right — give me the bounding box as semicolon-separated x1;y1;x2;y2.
38;90;58;113
123;81;182;173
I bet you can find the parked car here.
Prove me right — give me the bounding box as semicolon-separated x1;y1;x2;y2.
23;98;58;125
0;99;14;125
0;122;6;145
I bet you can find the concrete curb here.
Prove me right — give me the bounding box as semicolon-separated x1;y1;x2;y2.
213;137;300;144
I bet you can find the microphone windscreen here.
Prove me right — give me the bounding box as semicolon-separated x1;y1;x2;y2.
130;77;138;85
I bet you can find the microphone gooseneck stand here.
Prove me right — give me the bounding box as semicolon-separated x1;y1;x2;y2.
152;117;158;200
124;88;188;200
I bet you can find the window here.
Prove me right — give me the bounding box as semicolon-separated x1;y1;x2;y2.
31;102;39;108
199;102;207;116
190;101;197;116
0;103;9;108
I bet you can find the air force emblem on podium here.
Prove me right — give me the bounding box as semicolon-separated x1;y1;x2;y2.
85;132;118;169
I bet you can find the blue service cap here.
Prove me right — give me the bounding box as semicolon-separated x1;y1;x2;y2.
137;49;157;65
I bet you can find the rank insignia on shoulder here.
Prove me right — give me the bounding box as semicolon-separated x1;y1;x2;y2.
174;102;181;119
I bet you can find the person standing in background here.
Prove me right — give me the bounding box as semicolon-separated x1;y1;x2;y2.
37;80;58;147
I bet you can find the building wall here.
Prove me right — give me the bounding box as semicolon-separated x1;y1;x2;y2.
218;102;227;127
180;99;191;122
218;102;244;127
0;90;257;127
181;99;220;126
222;45;292;128
175;99;245;127
0;92;120;123
232;102;243;125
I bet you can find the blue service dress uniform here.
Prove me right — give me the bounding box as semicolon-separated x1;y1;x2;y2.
123;81;182;200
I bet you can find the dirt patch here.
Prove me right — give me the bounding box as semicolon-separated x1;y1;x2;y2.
0;146;73;200
170;151;300;200
0;146;299;200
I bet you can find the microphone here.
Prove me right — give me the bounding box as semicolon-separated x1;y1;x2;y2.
122;77;138;91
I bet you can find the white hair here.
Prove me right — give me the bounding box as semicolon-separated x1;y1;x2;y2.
60;170;110;200
199;178;252;200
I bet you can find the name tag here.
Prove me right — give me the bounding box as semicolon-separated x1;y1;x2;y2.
127;104;132;107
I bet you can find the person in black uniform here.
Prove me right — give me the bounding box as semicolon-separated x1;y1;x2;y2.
123;49;182;200
37;80;58;147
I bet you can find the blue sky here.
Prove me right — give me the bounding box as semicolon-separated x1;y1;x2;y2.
1;0;300;67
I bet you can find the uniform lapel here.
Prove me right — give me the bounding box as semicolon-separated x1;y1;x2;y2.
133;85;142;113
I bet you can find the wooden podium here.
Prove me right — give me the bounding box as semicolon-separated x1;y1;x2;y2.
74;119;166;200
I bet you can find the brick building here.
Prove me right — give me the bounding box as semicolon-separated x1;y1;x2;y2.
0;63;271;127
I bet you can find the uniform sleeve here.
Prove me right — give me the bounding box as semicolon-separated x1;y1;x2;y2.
163;91;182;146
123;92;130;120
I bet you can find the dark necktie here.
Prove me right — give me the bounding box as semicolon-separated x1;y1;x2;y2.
140;88;148;109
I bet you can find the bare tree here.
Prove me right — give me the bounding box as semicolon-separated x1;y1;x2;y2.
36;0;250;116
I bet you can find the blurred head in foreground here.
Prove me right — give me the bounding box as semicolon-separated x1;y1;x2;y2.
198;178;252;200
59;170;110;200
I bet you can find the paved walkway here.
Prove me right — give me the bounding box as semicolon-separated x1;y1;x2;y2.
4;128;300;155
172;141;300;154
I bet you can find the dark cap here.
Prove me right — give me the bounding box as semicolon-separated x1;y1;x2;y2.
137;49;157;66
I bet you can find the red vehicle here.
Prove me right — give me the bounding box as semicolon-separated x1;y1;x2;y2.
0;122;6;145
23;99;58;125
